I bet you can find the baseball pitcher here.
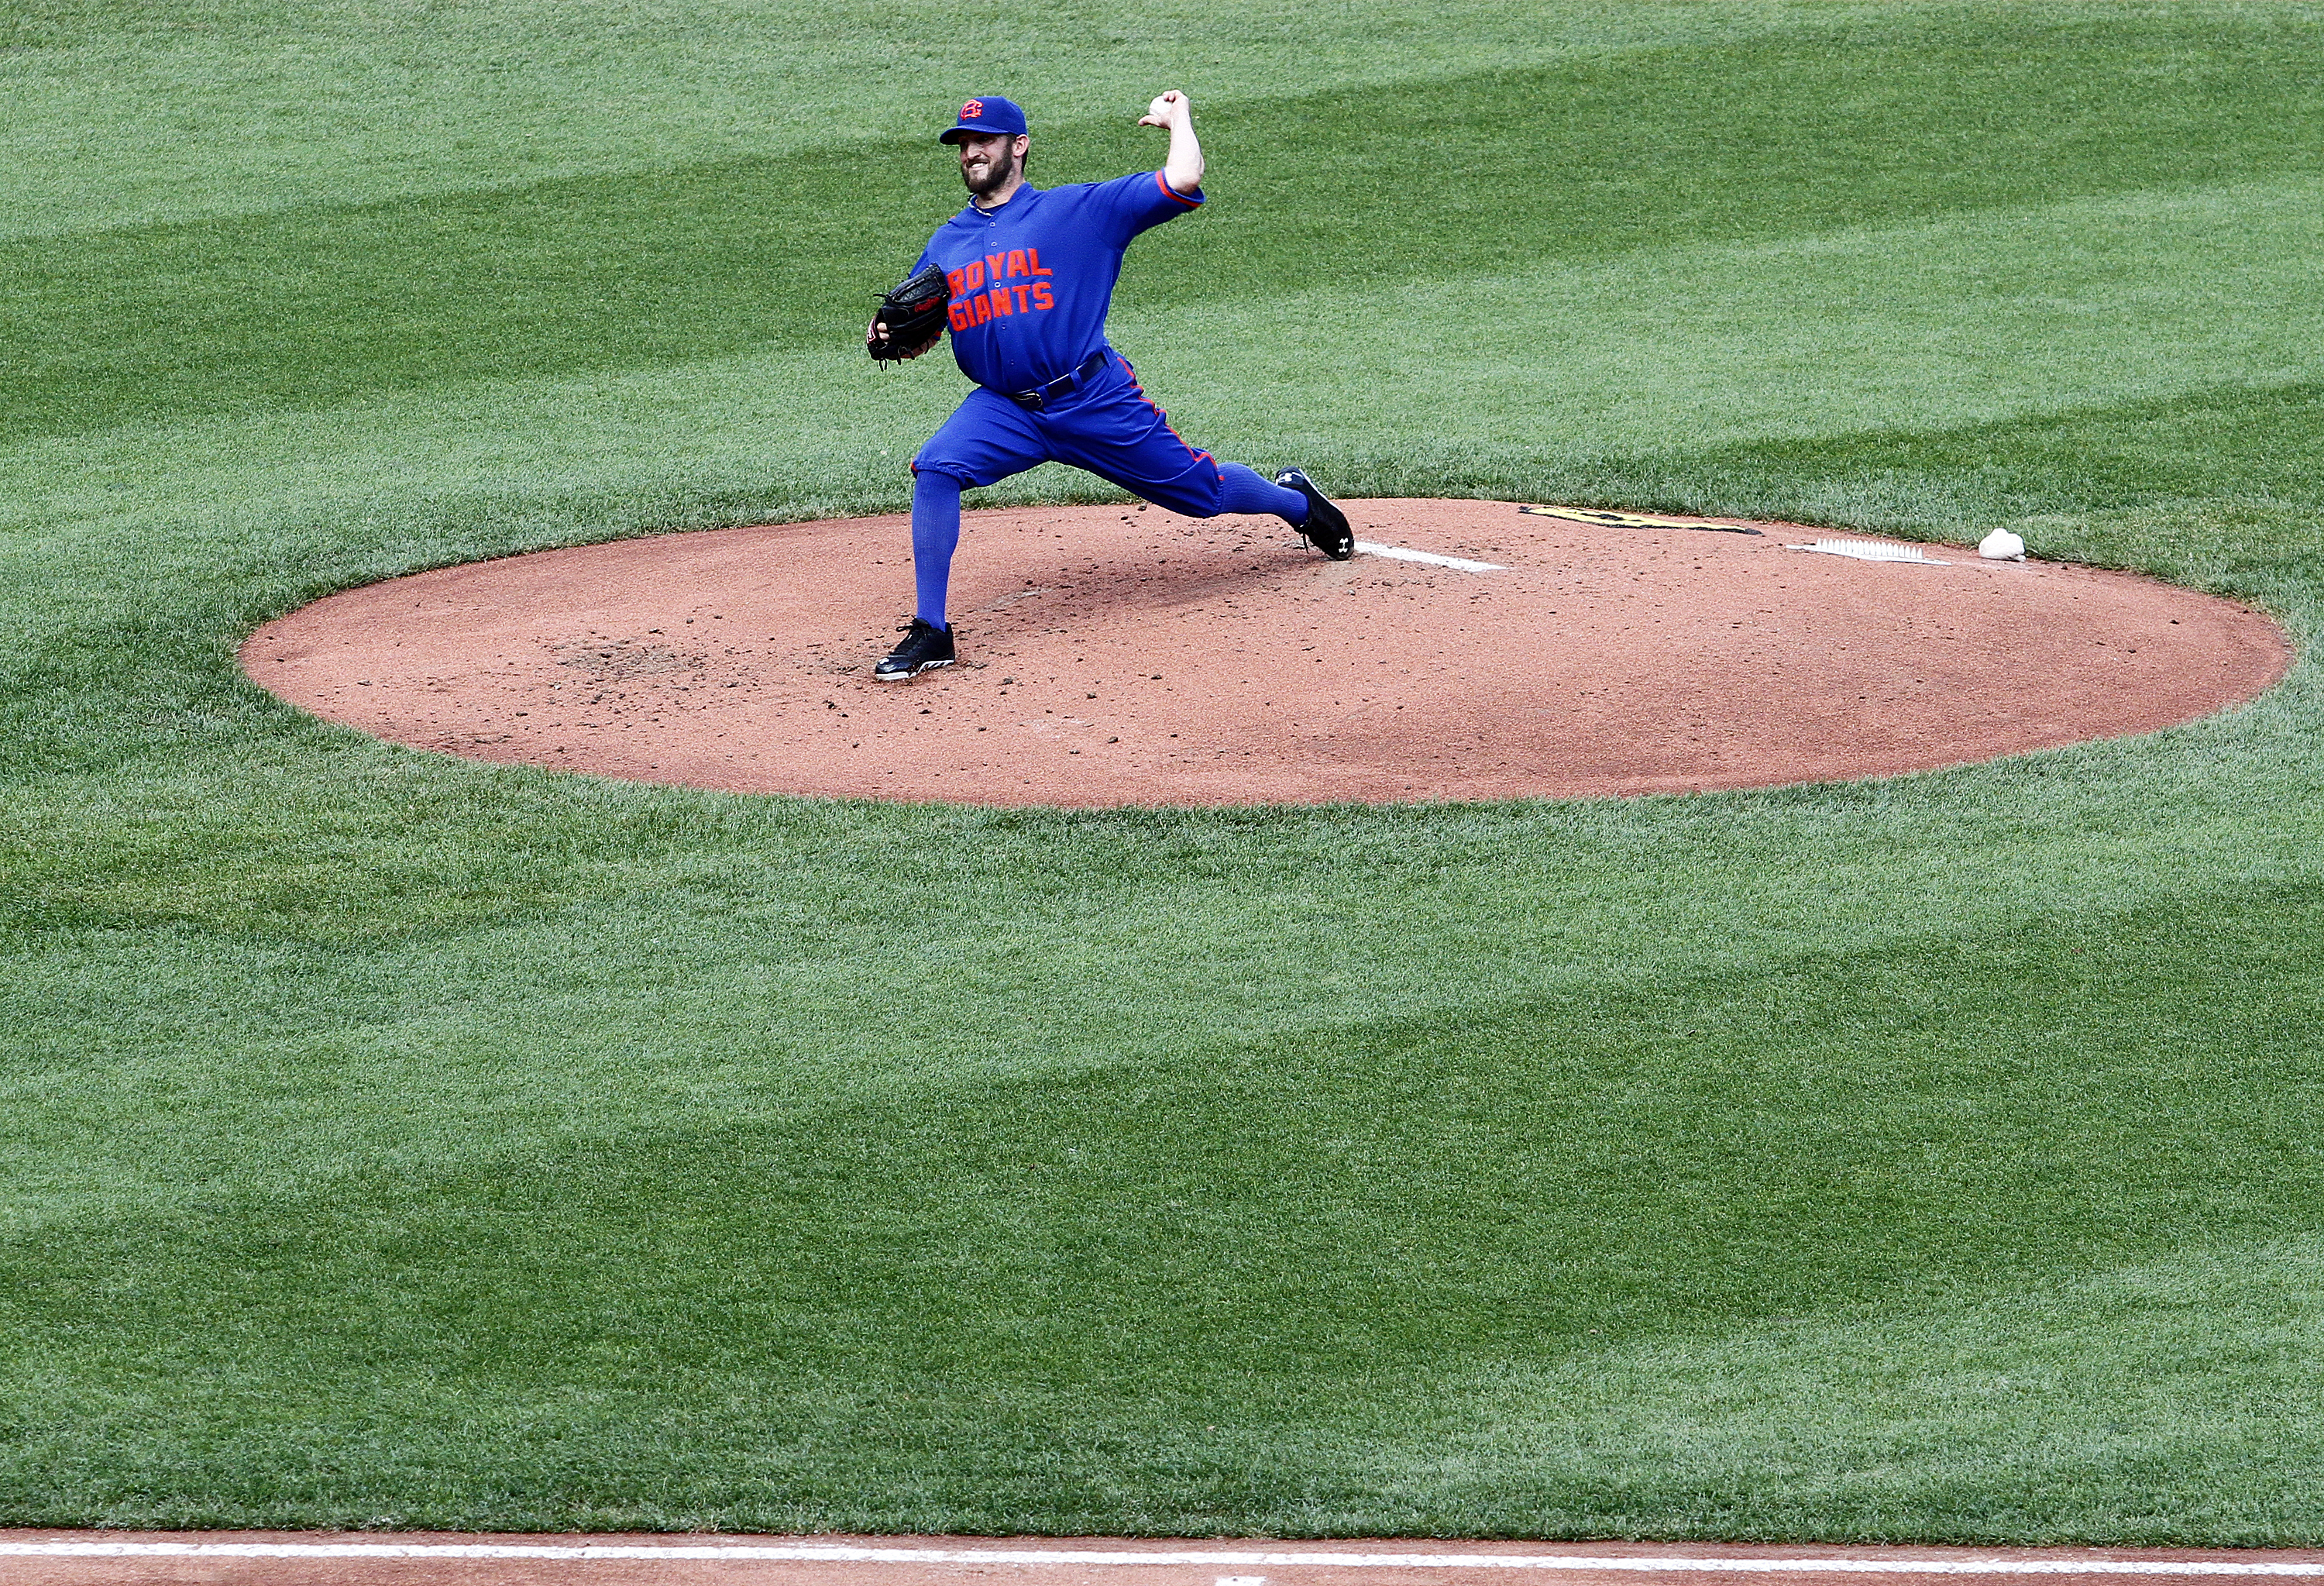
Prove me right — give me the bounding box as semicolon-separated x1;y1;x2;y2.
865;91;1353;679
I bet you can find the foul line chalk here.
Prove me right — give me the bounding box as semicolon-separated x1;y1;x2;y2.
1354;541;1505;573
8;1543;2324;1574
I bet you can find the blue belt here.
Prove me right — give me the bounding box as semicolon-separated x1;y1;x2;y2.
1003;349;1110;411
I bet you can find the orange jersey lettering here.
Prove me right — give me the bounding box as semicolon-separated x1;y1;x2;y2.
910;160;1205;391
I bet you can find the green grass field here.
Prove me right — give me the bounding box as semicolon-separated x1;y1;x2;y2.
6;0;2324;1543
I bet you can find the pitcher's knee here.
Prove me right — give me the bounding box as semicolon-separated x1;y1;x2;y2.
910;457;979;489
1124;462;1228;519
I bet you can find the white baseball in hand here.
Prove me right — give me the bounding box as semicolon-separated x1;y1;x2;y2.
1139;91;1189;128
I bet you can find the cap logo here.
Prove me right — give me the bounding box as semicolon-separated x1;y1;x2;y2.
961;98;984;119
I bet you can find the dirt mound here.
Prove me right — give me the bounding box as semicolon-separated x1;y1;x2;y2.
242;501;2288;806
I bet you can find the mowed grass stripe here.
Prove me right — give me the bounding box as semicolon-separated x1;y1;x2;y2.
9;173;2320;569
8;775;2321;1226
1138;176;2324;463
1355;1237;2324;1541
1684;379;2324;555
15;879;2324;1353
5;882;2324;1532
9;10;2324;444
0;2;1775;243
7;1230;2324;1540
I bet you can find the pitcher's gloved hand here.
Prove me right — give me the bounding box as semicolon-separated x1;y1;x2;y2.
866;263;951;362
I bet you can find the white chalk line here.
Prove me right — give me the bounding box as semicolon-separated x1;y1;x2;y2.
1353;541;1506;573
6;1543;2322;1573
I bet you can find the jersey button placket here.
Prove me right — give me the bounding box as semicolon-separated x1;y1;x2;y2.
988;213;1010;387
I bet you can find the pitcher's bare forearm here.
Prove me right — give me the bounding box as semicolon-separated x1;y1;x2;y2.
1139;91;1204;195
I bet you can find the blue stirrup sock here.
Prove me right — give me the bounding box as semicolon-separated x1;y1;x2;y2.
910;470;964;628
1218;462;1309;524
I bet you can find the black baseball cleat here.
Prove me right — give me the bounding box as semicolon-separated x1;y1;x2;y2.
1276;466;1354;560
874;617;956;680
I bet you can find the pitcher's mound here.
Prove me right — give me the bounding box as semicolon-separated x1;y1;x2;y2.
242;500;2288;807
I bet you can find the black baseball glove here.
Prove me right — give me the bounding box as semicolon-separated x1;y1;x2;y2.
867;263;951;363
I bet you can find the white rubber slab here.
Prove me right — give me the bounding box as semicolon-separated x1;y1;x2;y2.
1785;538;1951;565
1354;540;1505;572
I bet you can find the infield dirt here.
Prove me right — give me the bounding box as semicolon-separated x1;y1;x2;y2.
242;500;2288;805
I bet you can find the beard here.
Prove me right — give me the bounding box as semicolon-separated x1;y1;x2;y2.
961;146;1019;198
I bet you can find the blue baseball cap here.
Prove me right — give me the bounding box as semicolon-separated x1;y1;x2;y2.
940;95;1029;144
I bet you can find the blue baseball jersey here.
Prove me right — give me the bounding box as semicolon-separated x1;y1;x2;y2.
913;170;1203;392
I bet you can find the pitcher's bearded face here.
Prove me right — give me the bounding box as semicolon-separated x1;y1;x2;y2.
958;132;1024;196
